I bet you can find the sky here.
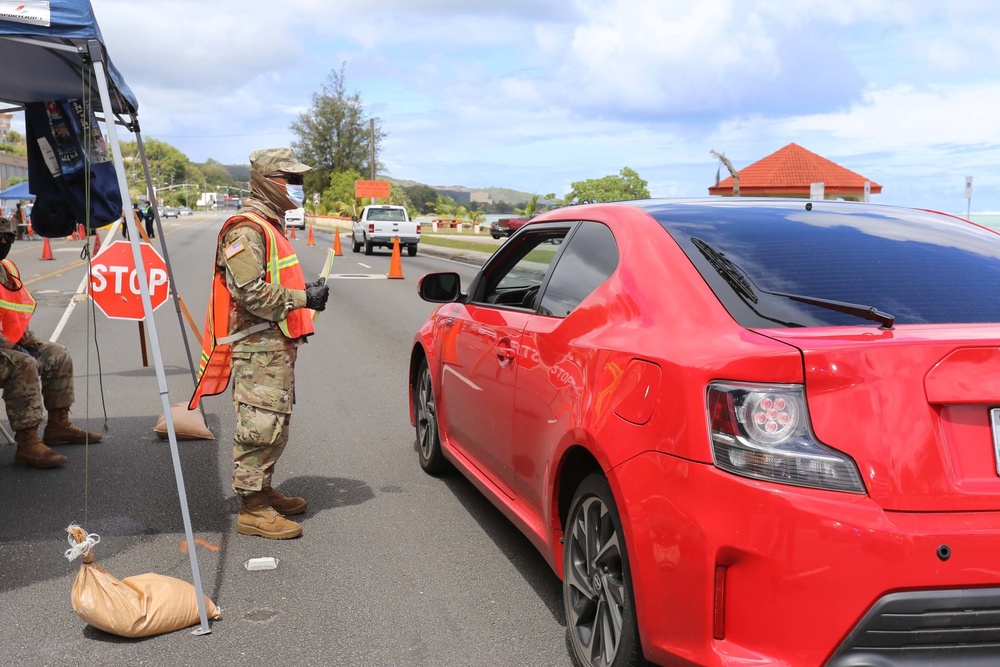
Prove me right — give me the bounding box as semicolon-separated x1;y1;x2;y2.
82;0;1000;213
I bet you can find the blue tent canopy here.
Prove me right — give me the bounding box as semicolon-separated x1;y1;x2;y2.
0;0;137;114
0;181;35;201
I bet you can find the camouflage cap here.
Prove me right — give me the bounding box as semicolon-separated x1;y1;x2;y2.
0;216;13;235
249;148;312;175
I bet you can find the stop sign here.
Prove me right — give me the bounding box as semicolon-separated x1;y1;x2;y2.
89;240;170;320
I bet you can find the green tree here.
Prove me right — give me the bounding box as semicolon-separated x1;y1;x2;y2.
290;64;387;196
403;183;437;214
467;207;485;227
563;167;650;205
322;168;364;216
516;194;540;217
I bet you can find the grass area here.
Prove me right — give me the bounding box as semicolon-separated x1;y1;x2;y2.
421;235;498;253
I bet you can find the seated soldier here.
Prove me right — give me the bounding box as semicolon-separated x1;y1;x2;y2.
0;216;102;468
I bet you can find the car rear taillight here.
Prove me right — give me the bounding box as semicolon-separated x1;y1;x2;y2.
707;382;865;493
416;224;421;235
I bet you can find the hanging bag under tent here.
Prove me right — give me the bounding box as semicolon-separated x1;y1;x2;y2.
24;99;122;237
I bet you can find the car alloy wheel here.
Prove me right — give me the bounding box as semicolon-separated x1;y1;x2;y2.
415;359;448;474
564;474;641;667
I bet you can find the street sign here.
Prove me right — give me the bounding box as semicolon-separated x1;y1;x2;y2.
864;180;870;203
312;192;320;206
89;241;170;320
355;180;390;199
966;176;974;199
810;182;825;200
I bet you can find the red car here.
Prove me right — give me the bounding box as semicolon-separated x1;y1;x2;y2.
410;199;1000;666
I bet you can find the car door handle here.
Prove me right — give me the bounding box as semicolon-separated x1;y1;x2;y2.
496;339;516;363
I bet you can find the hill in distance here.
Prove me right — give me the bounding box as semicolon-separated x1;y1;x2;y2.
387;177;537;205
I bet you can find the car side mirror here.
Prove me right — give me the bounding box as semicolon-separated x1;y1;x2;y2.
418;272;462;303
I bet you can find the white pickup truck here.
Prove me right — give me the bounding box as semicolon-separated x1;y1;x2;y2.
351;204;420;256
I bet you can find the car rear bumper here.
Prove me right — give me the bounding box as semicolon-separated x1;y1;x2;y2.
612;451;1000;666
369;235;419;245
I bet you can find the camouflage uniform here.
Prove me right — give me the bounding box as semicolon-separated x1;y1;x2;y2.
0;236;75;431
220;163;308;497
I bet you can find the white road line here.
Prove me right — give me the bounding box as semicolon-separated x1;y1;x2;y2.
50;273;89;343
358;263;372;269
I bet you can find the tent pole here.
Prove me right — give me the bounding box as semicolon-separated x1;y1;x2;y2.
87;41;211;636
132;123;202;413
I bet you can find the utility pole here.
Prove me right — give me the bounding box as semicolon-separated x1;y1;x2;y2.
369;118;377;204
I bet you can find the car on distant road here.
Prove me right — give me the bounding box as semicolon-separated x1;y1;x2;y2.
177;206;193;216
285;207;306;230
490;216;530;239
162;207;179;218
411;198;1000;666
352;204;419;256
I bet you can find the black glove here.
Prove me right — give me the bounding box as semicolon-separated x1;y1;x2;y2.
10;344;30;356
20;344;40;360
305;278;326;290
305;282;330;311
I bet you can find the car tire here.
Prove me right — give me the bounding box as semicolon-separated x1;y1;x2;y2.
407;245;417;257
352;234;361;253
491;233;501;240
564;474;643;667
364;239;373;255
414;358;448;475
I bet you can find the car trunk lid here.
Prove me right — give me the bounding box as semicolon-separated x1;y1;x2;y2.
761;325;1000;511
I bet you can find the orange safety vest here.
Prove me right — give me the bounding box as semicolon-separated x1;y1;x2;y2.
0;259;36;344
189;212;314;409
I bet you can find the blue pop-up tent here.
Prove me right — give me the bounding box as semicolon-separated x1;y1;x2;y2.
0;0;211;635
0;180;35;201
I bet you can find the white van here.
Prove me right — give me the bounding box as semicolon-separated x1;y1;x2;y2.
285;207;306;230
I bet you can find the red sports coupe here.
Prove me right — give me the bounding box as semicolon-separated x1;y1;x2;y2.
410;199;1000;666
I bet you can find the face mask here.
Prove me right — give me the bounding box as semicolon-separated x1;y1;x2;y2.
285;184;305;207
0;242;10;261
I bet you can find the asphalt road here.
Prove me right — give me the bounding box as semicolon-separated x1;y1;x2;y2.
0;213;572;666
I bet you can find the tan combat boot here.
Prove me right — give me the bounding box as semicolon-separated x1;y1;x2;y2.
14;428;68;468
237;491;302;539
42;407;103;446
263;486;307;515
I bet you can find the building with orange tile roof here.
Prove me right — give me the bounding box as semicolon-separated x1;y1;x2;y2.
708;143;881;201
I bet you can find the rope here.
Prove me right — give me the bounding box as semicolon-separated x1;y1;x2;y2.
64;524;100;562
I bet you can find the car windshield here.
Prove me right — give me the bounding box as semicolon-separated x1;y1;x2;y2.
652;202;1000;326
368;208;406;221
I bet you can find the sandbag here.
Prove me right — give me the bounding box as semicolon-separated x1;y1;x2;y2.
154;403;214;440
66;525;220;638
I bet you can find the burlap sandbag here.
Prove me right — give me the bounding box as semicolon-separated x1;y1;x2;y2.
153;403;214;440
66;525;220;638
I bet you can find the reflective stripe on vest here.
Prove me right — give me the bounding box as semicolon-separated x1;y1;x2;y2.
188;212;314;409
0;259;36;343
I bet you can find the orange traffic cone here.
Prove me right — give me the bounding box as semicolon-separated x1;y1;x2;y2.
387;236;404;280
40;237;55;260
307;225;315;246
333;228;343;256
71;227;80;241
289;225;297;240
92;231;101;255
77;224;85;238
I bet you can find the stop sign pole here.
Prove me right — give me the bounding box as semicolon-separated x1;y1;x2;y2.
92;52;212;634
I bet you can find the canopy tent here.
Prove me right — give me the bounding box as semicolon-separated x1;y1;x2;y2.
0;0;211;634
0;180;36;201
0;0;136;114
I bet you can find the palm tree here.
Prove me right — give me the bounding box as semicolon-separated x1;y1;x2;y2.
516;194;540;218
467;207;485;229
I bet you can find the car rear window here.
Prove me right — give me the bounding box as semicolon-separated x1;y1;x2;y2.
651;203;1000;326
368;208;407;221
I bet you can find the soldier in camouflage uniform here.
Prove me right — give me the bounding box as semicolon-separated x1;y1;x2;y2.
211;148;329;539
0;216;102;469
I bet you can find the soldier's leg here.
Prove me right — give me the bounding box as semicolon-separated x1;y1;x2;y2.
231;349;300;539
232;403;289;495
37;341;102;445
0;348;65;468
